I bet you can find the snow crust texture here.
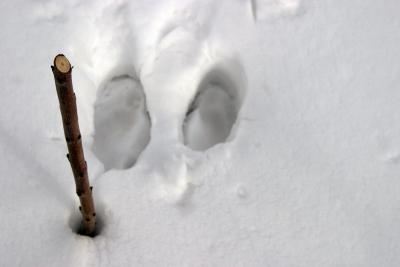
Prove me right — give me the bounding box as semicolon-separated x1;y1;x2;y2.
1;0;400;266
251;0;303;20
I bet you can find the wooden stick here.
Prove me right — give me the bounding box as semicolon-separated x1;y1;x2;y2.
52;54;96;236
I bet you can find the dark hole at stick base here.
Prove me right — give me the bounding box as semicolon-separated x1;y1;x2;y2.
69;205;104;238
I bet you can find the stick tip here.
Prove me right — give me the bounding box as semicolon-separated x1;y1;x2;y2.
54;54;71;73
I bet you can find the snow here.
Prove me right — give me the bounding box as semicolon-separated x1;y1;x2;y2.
1;0;400;266
92;74;151;170
183;58;246;150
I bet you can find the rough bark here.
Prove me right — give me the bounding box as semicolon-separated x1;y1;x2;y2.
52;54;96;236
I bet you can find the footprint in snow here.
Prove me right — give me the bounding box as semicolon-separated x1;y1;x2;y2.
183;60;246;151
92;75;151;170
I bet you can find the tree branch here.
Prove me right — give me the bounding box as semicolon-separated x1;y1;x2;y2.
52;54;96;236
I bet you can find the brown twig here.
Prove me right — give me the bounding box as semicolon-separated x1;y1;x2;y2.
52;54;96;236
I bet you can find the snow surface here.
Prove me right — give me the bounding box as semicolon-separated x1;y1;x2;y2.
1;0;400;266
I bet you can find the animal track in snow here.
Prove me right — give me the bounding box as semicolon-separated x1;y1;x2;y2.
183;59;247;151
92;75;151;170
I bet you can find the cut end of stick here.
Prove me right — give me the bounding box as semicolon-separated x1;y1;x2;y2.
54;54;71;73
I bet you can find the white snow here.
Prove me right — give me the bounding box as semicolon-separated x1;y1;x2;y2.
92;74;151;170
183;58;246;150
1;0;400;266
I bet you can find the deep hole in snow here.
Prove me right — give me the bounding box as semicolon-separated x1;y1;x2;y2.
183;61;246;150
92;75;151;170
68;206;104;238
